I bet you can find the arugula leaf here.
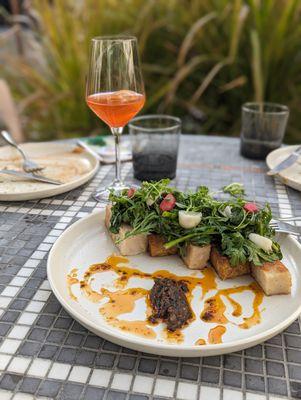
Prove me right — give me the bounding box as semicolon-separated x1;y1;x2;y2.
221;232;248;266
223;182;245;197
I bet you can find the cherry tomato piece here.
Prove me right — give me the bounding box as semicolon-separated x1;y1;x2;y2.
160;193;176;211
243;202;259;213
127;188;136;198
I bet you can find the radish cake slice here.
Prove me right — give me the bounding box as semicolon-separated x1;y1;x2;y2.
148;234;177;257
105;205;148;256
210;247;250;280
181;244;211;270
251;260;291;295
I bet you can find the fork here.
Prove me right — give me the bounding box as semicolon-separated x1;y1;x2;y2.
1;130;44;173
270;219;301;235
273;216;301;221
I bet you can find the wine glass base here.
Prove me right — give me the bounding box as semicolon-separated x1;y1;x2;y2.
93;181;134;203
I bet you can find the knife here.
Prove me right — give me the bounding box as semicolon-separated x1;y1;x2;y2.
0;170;62;185
76;140;132;164
267;146;301;176
76;140;103;162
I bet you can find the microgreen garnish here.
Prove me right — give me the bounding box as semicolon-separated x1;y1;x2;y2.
223;182;245;197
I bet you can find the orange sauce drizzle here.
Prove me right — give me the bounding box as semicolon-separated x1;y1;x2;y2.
99;287;156;339
195;338;206;345
66;268;79;301
201;282;264;329
80;278;103;303
208;325;226;344
239;283;264;329
110;320;156;338
100;287;148;318
163;329;184;344
201;294;227;324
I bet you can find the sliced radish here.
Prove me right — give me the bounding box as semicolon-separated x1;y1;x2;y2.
127;188;136;198
223;205;232;218
160;194;176;211
146;197;155;206
248;233;273;252
179;210;202;229
244;203;259;213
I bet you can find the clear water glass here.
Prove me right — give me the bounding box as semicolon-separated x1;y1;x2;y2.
129;115;181;181
240;102;289;159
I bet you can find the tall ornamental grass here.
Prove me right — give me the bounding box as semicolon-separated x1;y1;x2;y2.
3;0;301;142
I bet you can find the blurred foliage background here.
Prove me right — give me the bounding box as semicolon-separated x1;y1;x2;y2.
2;0;301;142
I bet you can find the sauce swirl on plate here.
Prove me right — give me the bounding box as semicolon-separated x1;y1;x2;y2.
66;255;264;344
100;287;155;339
201;282;263;329
208;325;227;344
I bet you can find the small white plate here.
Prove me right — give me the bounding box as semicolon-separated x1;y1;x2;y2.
47;211;301;357
90;138;132;163
95;136;131;157
0;142;99;201
266;145;301;191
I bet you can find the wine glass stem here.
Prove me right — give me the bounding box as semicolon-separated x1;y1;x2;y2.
111;127;123;184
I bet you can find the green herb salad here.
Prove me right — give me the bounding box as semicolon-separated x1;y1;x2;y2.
108;179;282;267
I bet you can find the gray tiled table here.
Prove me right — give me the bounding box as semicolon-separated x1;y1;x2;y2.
0;135;300;400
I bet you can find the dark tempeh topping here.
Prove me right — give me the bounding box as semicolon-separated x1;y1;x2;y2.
148;278;192;331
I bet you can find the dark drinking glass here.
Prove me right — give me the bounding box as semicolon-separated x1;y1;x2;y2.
129;115;181;181
240;102;289;159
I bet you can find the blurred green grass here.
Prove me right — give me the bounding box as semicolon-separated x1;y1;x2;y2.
3;0;301;142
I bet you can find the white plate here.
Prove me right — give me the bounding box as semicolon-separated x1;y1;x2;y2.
0;142;99;201
266;145;301;191
90;139;132;163
47;211;301;357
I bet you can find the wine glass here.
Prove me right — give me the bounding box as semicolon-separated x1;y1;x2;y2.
86;35;145;201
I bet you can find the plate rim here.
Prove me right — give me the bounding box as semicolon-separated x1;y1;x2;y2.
47;210;301;356
266;145;301;191
0;141;99;201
